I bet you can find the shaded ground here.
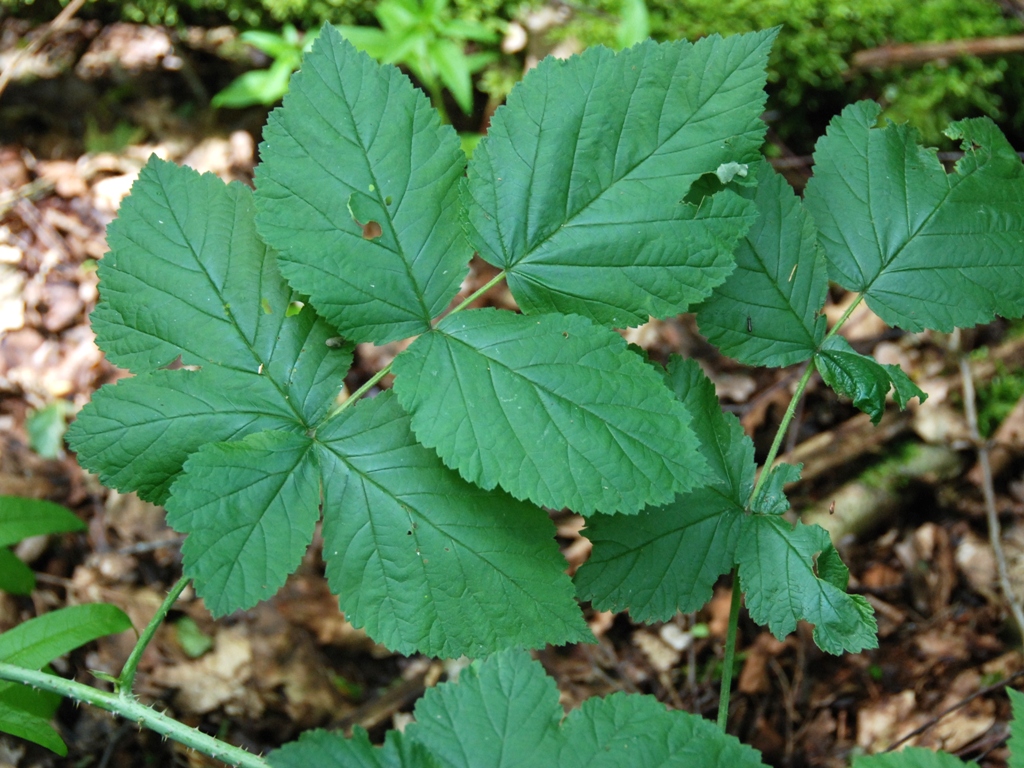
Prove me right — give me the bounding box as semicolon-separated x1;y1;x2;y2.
3;14;1024;768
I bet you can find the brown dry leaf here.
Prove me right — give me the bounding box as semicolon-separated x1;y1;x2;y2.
857;690;929;752
954;529;997;601
631;628;680;673
152;627;262;717
738;632;787;694
913;627;970;663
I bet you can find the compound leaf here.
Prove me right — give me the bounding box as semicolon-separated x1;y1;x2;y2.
68;158;351;505
576;357;752;620
464;32;775;327
696;161;828;366
804;100;1024;332
0;496;85;547
737;516;877;655
318;392;590;657
254;25;470;344
407;650;768;768
270;728;439;768
815;336;926;425
392;309;708;515
165;431;322;617
557;692;765;768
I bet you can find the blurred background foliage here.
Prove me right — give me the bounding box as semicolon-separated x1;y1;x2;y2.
2;0;1023;151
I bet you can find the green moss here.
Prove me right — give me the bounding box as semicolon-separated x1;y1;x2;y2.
558;0;1024;149
976;361;1024;438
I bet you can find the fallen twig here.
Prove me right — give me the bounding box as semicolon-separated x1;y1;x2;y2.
959;354;1024;640
0;0;87;99
851;34;1024;71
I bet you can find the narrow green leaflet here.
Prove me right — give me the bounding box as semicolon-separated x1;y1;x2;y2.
166;393;589;655
317;393;590;657
68;159;351;504
0;604;132;666
0;549;35;594
166;431;322;616
0;700;66;756
853;749;977;768
816;336;926;425
0;604;132;755
696;161;828;367
464;32;775;327
254;25;471;344
804;100;1024;332
736;516;877;654
270;728;439;768
0;497;84;547
575;357;753;620
392;310;709;514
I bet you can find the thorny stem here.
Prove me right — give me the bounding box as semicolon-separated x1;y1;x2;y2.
717;570;743;731
0;662;270;768
117;576;190;697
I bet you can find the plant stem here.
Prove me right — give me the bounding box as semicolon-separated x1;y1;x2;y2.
823;293;864;341
748;361;817;505
118;575;190;696
326;363;394;420
443;270;507;317
717;571;743;731
0;662;270;768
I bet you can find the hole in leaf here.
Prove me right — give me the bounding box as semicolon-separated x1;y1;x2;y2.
160;355;201;372
682;173;726;206
360;220;383;239
286;300;304;317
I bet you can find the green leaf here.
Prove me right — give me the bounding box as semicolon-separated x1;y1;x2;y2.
254;25;471;344
0;549;35;594
317;392;591;657
0;604;132;667
0;699;66;756
1009;687;1024;768
67;158;351;504
557;692;765;768
804;101;1024;332
430;38;474;114
750;462;801;515
853;748;974;768
407;650;768;768
736;516;877;654
696;161;828;367
212;59;296;108
166;431;321;617
25;403;69;459
270;728;439;768
575;357;753;620
815;336;926;425
0;496;85;548
392;310;709;515
464;32;775;327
